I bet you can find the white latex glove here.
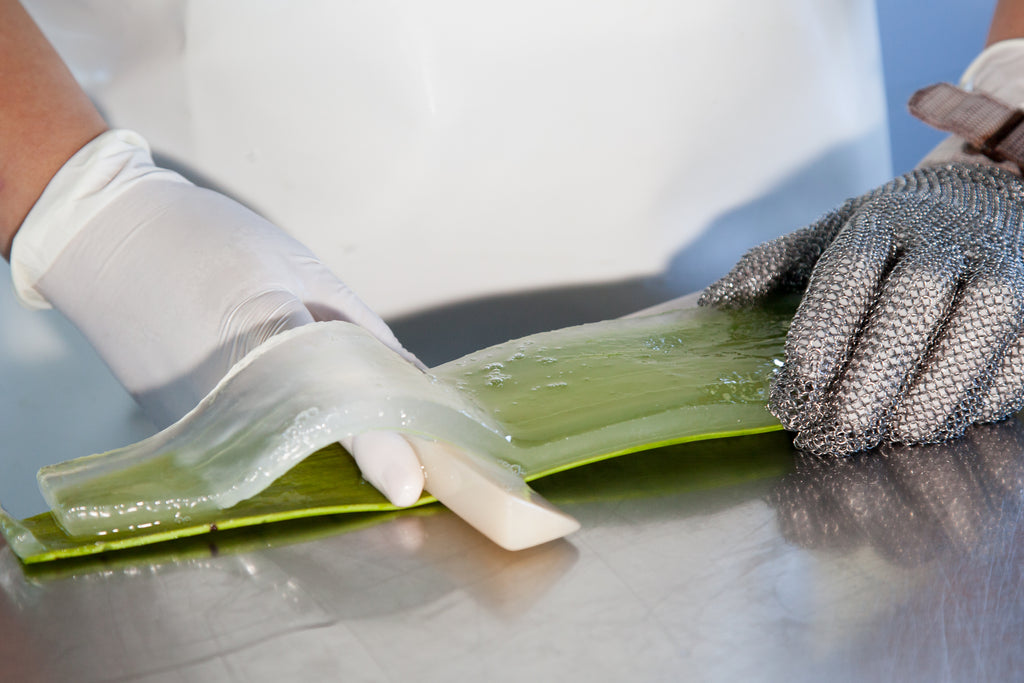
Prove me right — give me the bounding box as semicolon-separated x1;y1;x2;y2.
10;129;425;506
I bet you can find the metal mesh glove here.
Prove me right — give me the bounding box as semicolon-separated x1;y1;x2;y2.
700;163;1024;455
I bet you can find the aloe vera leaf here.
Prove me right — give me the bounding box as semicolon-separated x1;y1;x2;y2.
532;430;795;505
4;447;417;563
7;431;794;568
37;323;504;539
6;300;792;563
436;301;790;478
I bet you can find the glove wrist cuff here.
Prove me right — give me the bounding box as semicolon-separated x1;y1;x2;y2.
916;40;1024;171
961;38;1024;107
11;129;161;309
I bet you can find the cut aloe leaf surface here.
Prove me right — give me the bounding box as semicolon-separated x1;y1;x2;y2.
6;431;794;575
5;299;791;563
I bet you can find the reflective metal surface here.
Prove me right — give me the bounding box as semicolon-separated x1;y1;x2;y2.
3;423;1023;682
1;2;1007;679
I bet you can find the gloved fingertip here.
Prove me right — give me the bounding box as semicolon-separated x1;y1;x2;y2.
695;286;720;308
382;460;426;507
381;335;429;372
404;350;430;373
367;325;429;371
348;432;425;507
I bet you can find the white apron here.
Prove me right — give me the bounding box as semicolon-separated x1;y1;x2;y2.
25;0;890;317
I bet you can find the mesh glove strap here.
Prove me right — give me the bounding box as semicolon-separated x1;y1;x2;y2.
909;82;1024;170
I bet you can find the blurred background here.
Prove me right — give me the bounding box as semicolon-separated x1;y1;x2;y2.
878;0;997;171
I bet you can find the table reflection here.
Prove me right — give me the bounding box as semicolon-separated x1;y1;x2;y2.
4;421;1024;682
770;418;1024;565
0;508;579;682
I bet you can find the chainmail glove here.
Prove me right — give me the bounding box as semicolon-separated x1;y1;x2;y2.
700;163;1024;455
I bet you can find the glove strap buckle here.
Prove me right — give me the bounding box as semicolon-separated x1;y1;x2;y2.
909;82;1024;170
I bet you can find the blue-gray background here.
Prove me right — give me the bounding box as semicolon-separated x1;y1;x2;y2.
879;0;998;171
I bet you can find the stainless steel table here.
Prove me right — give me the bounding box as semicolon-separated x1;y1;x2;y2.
3;422;1023;683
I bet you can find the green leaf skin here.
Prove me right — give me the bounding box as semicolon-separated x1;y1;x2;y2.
12;432;796;578
4;299;793;563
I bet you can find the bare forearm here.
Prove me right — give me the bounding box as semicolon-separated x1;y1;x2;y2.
0;0;106;259
989;0;1024;44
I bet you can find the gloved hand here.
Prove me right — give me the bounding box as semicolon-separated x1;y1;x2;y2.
700;163;1024;456
700;163;1024;455
11;129;426;506
700;39;1024;456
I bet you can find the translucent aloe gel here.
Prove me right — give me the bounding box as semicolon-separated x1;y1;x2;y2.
34;299;791;543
